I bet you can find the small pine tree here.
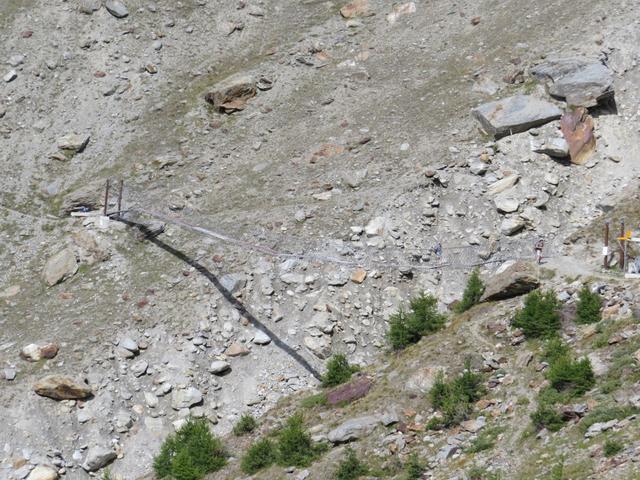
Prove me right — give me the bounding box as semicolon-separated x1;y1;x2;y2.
241;439;277;474
403;453;426;479
277;414;315;467
322;354;359;388
546;356;595;396
153;418;226;480
455;268;485;313
576;285;602;324
512;290;560;338
387;294;446;350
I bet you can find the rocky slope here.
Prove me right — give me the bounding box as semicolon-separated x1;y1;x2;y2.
1;0;640;479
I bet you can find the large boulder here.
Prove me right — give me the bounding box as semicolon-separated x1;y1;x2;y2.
34;375;92;400
480;261;540;302
204;75;256;113
171;387;203;410
531;58;614;108
57;133;90;153
327;415;380;443
58;181;104;216
43;248;78;286
472;95;562;139
20;343;59;362
104;0;129;18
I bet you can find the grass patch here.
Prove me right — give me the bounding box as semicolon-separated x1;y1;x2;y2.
513;290;560;338
300;392;328;409
334;448;368;480
387;293;446;350
153;418;226;480
603;439;624;457
429;359;485;427
402;453;426;479
466;426;505;453
576;286;602;324
468;465;503;480
233;413;258;436
580;405;640;433
322;354;359;388
454;268;485;313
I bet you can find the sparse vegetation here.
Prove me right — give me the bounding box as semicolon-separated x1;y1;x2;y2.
512;290;560;338
603;439;624;457
467;465;503;480
233;413;258;436
581;405;640;433
402;453;426;479
575;286;602;324
387;293;446;350
531;401;564;432
429;360;485;427
466;426;505;453
300;392;328;409
153;418;226;480
455;268;485;313
334;448;368;480
322;354;359;388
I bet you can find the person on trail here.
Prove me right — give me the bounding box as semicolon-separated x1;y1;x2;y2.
534;238;544;264
433;242;443;259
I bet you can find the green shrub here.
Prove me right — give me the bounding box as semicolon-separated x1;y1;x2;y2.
402;453;426;479
546;356;595;396
241;439;277;474
277;414;323;467
455;268;485;313
233;413;258;436
153;418;226;480
334;448;368;480
387;294;446;350
429;360;485;427
531;402;564;432
576;286;602;324
512;290;560;338
322;354;359;388
603;439;624;457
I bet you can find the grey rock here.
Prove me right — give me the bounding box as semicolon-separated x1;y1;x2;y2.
209;360;231;374
82;446;116;472
327;415;380;443
472;95;562;139
436;444;459;462
171;387;203;409
531;58;614;107
57;133;90;153
487;174;519;195
220;273;246;293
43;248;78;286
204;75;256;112
494;195;520;214
26;465;58;480
8;54;25;67
532;137;569;158
144;392;159;408
79;0;101;14
500;217;525;236
585;419;618;438
481;261;540;301
104;0;129;18
380;410;399;426
130;360;148;377
115;410;133;432
469;158;488;175
252;330;271;345
4;70;17;82
3;368;16;381
303;335;332;359
119;337;139;354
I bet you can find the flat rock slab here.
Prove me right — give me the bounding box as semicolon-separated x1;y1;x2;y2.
531;58;614;107
34;375;92;400
327;415;380;443
481;261;540;302
327;376;373;405
205;75;256;113
57;133;90;153
43;248;78;286
472;95;562;139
